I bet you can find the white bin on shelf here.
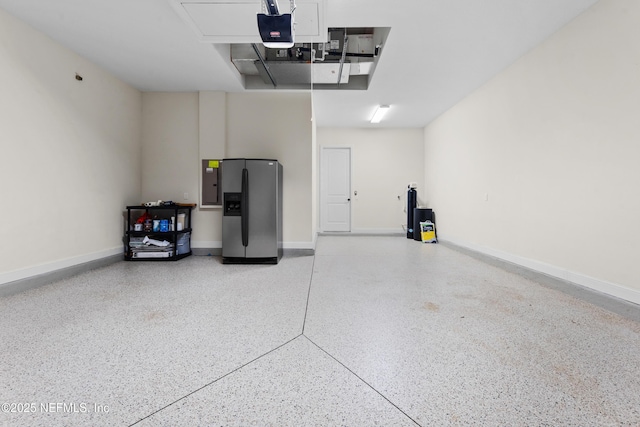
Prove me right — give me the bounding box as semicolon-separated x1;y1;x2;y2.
177;232;191;255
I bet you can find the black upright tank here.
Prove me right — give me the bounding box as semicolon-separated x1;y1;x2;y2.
407;186;417;239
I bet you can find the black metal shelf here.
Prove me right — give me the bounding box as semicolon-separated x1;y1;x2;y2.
125;228;192;237
124;205;194;261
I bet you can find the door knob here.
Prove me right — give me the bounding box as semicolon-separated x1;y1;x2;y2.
347;198;351;201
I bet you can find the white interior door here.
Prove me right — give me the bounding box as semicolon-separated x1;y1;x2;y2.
320;147;351;232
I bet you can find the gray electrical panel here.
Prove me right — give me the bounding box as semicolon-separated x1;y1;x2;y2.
202;159;221;205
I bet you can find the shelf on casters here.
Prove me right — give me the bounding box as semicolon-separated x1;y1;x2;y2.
124;205;193;262
125;251;191;261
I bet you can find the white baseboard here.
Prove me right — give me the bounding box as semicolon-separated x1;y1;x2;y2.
283;241;316;250
192;241;222;249
349;228;404;235
0;247;122;286
192;241;316;250
442;236;640;306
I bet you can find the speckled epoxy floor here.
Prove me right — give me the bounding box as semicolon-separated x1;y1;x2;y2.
1;236;640;426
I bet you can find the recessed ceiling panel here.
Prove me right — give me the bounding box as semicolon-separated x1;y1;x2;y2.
313;63;350;84
184;3;258;38
229;27;388;90
172;0;326;43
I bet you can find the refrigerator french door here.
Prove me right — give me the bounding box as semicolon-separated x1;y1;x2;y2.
221;159;283;264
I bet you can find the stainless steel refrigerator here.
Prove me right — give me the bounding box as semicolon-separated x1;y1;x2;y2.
221;159;283;264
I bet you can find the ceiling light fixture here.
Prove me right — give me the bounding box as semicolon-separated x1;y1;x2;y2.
370;105;390;124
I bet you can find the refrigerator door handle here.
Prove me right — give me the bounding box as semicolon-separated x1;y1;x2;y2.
241;168;249;247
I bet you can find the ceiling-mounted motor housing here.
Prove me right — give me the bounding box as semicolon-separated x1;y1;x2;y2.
257;13;294;48
258;0;295;48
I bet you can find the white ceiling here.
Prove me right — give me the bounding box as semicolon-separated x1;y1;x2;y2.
0;0;598;128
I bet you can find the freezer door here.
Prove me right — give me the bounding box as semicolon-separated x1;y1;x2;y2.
221;159;246;258
246;160;278;258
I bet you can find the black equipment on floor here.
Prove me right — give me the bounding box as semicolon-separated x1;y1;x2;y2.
413;208;435;241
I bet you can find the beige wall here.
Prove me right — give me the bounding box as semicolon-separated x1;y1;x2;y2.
424;0;640;303
141;93;199;205
197;91;227;247
141;91;314;249
0;8;142;285
318;128;424;233
226;92;314;246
